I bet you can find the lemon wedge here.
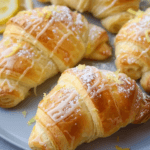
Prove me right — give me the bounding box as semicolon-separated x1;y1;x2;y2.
19;0;33;11
0;0;33;34
0;0;19;24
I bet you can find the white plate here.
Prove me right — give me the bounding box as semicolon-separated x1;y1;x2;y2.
0;0;150;150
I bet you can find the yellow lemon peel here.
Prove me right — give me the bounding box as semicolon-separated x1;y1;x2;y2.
19;11;32;15
55;86;62;91
77;64;86;70
107;70;123;84
127;9;144;18
136;10;144;18
127;8;137;15
43;7;48;13
22;111;27;118
37;11;43;17
0;24;6;34
59;93;62;97
28;116;36;125
114;69;120;75
54;6;57;11
115;145;130;150
4;39;11;47
93;108;99;112
45;11;52;19
25;11;32;15
43;93;48;104
5;43;22;58
43;93;47;98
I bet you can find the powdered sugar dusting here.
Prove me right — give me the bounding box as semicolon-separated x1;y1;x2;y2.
71;66;111;98
89;25;104;41
117;75;135;98
75;14;83;25
17;45;35;58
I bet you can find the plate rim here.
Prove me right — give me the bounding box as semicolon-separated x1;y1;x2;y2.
0;126;30;150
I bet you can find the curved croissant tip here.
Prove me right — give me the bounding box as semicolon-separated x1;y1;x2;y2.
28;125;43;150
115;56;142;80
29;122;55;150
0;94;18;108
0;87;25;108
133;93;150;124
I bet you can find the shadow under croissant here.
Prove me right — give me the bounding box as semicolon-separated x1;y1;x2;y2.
77;122;150;150
6;73;61;111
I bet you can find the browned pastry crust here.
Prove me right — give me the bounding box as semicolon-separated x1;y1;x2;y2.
29;65;150;150
115;8;150;92
0;5;111;108
38;0;140;33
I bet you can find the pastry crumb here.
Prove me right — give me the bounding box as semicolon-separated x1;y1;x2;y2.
28;116;36;125
117;136;119;142
77;64;86;70
22;111;27;118
115;145;130;150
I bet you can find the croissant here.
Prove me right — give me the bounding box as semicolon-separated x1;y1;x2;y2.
38;0;140;33
115;8;150;92
0;5;111;108
29;65;150;150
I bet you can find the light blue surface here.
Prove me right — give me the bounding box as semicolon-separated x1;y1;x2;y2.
0;0;150;150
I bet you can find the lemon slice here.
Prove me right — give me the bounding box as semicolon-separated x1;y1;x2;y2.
0;0;19;24
19;0;33;11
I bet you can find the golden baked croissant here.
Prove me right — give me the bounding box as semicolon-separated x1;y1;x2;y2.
29;65;150;150
0;5;111;108
38;0;140;33
115;8;150;92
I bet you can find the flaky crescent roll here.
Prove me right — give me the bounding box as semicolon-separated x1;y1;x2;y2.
38;0;140;33
29;65;150;150
0;5;111;108
115;8;150;92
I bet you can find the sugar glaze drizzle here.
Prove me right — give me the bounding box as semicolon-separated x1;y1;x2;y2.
44;88;80;123
71;66;118;99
